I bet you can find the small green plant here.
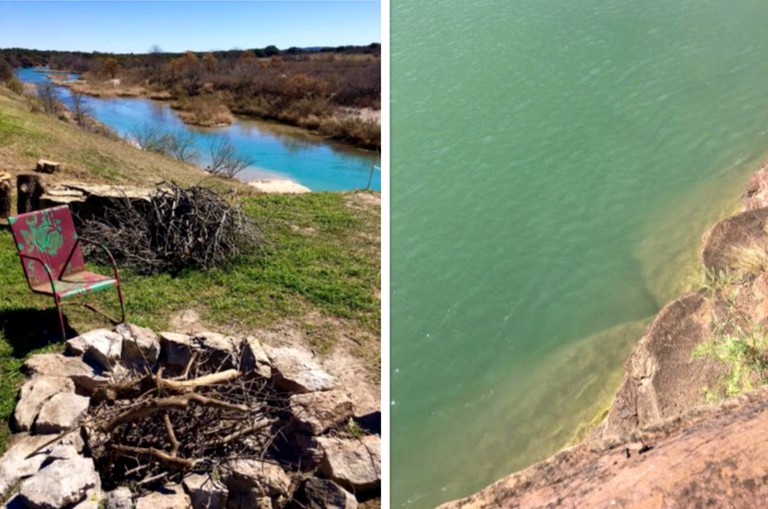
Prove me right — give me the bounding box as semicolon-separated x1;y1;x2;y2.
702;267;739;299
347;419;366;439
693;323;768;399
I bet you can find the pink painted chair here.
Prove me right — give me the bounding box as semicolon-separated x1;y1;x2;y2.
8;205;125;340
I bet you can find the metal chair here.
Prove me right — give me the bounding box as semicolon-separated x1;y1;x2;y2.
8;205;125;340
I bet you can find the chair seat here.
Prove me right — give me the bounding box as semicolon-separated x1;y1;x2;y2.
31;271;117;298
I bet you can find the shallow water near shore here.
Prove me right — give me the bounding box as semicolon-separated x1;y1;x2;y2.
391;1;768;507
16;68;380;191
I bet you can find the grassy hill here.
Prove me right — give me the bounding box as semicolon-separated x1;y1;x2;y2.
0;86;380;448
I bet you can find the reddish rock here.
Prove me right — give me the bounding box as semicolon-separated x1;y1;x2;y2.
701;208;768;273
594;292;725;441
742;161;768;211
440;387;768;508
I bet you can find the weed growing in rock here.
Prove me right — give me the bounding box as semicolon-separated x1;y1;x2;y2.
693;324;768;397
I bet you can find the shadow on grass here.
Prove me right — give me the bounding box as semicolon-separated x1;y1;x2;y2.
0;308;77;357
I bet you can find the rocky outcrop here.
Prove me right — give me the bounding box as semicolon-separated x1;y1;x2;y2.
440;386;768;508
442;161;768;507
701;207;768;273
593;292;725;441
743;162;768;210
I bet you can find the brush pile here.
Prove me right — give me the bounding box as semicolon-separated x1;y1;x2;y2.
80;182;259;274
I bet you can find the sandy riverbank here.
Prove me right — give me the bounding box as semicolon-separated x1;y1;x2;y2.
248;179;311;194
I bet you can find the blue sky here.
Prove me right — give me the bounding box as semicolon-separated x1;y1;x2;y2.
0;1;381;53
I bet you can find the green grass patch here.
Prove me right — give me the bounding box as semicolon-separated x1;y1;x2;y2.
0;191;380;450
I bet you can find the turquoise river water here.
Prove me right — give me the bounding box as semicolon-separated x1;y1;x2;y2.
391;1;768;507
16;67;380;191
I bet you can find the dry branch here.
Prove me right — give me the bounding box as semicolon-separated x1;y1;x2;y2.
108;393;251;429
86;348;288;493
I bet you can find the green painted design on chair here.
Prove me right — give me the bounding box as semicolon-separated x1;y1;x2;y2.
21;214;63;255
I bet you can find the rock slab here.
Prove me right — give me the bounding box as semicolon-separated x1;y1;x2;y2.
19;457;99;509
318;435;381;492
34;392;90;434
268;347;335;393
290;390;354;435
13;376;74;432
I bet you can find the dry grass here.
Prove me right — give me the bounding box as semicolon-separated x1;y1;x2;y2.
731;244;768;275
173;95;235;127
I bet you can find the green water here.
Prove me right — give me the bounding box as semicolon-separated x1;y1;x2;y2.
391;1;768;507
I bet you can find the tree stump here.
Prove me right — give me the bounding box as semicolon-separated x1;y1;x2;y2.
0;173;11;219
17;174;44;213
35;160;60;174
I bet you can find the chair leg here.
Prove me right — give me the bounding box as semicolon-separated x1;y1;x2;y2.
115;279;126;324
54;294;66;341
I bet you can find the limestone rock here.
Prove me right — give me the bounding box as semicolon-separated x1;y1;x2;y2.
71;489;103;509
317;436;381;492
104;487;133;509
66;329;123;370
45;443;81;462
195;331;237;368
116;323;160;369
159;332;195;367
34;392;90;434
183;473;228;509
298;478;357;509
239;336;272;378
19;457;100;509
24;353;107;395
268;347;335;393
222;459;291;497
290;390;354;435
0;434;66;496
134;484;191;509
13;376;74;432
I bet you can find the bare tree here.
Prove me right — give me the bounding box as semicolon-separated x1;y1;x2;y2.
207;136;252;178
70;93;90;126
131;124;172;153
37;84;60;114
166;129;199;163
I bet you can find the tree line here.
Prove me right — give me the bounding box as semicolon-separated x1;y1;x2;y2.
0;44;381;148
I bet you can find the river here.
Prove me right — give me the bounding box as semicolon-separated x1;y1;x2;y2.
391;0;768;507
16;67;380;191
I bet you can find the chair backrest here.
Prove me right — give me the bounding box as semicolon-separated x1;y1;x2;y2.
8;205;85;288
